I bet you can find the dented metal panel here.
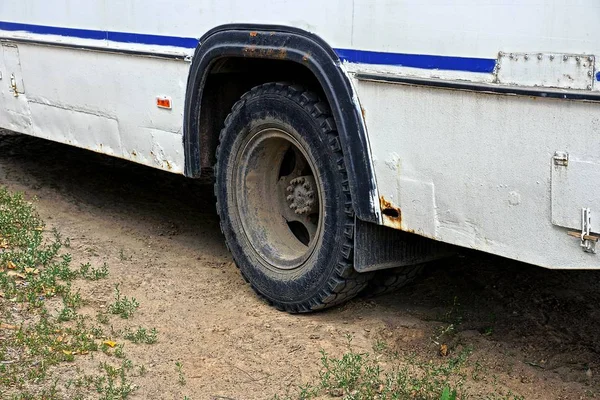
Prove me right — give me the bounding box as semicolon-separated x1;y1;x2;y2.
5;42;187;174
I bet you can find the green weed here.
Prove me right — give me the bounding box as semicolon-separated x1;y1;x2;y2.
176;362;186;386
108;284;139;319
123;326;158;344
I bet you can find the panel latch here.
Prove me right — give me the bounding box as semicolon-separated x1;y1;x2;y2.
569;208;598;253
9;73;18;97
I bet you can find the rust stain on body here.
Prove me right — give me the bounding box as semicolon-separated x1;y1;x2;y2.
242;46;287;60
380;196;402;229
249;31;258;37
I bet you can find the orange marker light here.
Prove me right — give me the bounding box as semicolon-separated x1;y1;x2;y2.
156;96;172;109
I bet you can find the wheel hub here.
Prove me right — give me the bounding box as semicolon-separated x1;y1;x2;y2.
286;176;317;215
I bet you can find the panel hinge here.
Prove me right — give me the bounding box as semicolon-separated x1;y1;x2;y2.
568;208;598;253
553;151;569;167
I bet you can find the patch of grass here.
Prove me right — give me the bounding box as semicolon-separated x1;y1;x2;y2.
292;338;469;400
79;262;109;281
93;360;137;400
123;326;158;344
108;284;139;319
0;186;143;399
279;336;524;400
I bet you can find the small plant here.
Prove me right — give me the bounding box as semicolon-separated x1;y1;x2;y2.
138;365;147;377
115;344;126;359
176;362;186;386
108;284;139;319
123;326;158;344
372;339;388;353
57;306;77;322
440;386;457;400
119;249;132;262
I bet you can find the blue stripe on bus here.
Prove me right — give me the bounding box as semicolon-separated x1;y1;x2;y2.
0;21;497;73
335;48;496;73
0;21;199;49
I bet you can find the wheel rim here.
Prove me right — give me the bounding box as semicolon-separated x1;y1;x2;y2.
234;127;323;271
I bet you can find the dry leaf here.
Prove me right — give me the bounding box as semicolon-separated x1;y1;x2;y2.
0;292;4;298
62;350;72;356
56;336;64;343
0;323;18;330
6;261;16;270
103;340;117;348
7;271;26;279
24;267;39;275
439;344;449;357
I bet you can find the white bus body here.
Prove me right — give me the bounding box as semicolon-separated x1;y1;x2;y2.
1;2;599;311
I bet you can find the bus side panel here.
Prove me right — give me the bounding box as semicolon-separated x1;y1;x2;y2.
10;43;189;173
352;78;600;269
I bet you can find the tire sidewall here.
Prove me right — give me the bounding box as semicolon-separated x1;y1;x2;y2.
216;90;350;306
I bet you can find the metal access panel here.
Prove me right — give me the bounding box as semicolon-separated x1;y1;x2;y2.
0;43;31;132
496;53;595;90
551;156;600;234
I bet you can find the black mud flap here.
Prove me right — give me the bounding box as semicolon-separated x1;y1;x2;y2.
354;218;454;273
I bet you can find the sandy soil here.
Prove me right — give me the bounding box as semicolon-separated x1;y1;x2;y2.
1;131;599;400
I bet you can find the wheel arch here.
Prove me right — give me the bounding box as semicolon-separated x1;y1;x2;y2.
183;24;380;223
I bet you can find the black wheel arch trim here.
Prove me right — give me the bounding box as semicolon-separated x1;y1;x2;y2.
183;24;379;223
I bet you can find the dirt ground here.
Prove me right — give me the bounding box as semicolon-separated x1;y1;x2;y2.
1;130;599;400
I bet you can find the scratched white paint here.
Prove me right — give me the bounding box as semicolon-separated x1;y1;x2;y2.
1;1;599;268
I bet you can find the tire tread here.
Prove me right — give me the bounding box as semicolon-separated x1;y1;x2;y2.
214;82;370;313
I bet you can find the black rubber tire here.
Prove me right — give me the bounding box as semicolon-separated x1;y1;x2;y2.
364;264;425;297
214;82;372;313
